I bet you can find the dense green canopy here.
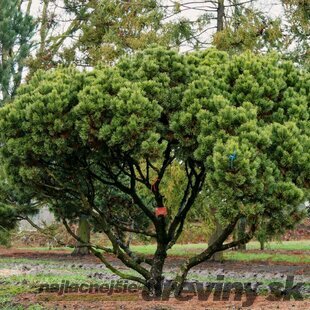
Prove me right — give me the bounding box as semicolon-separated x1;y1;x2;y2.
0;47;309;294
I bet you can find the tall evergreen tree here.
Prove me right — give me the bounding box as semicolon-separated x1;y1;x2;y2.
0;0;36;105
281;0;310;68
27;0;195;70
0;0;36;245
61;0;194;66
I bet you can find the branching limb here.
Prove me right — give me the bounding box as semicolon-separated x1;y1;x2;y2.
113;235;153;266
61;218;113;253
94;163;157;224
167;161;205;244
88;209;151;280
21;215;104;252
90;248;147;286
108;219;156;238
173;215;258;295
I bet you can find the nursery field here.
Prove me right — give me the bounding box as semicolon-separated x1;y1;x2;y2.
1;0;310;309
0;240;309;309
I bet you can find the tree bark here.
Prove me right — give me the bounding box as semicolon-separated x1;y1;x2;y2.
237;217;247;250
208;218;224;261
217;0;225;32
173;216;256;296
39;0;49;55
147;242;167;297
71;215;90;256
1;48;10;103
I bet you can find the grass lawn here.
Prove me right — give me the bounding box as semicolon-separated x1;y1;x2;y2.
14;240;310;264
224;252;310;263
131;241;310;263
18;239;310;253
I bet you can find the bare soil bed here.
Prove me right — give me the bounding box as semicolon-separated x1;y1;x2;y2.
1;248;309;309
12;292;310;310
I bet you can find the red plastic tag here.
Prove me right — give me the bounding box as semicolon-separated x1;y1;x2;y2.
155;207;167;217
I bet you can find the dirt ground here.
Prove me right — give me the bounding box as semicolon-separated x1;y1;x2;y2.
1;248;309;309
13;292;310;309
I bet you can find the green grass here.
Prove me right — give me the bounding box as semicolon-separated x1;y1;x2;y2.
0;284;36;309
16;240;309;253
131;243;210;256
224;251;310;263
4;240;308;265
245;240;310;251
130;240;309;257
130;241;310;263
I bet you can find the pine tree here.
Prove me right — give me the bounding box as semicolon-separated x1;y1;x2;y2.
0;0;36;245
1;48;308;295
0;0;36;105
281;0;310;68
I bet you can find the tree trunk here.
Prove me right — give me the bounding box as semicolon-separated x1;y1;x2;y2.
217;0;225;32
147;242;167;297
259;239;265;251
208;218;223;262
39;0;49;55
237;217;246;250
1;48;10;104
71;216;90;256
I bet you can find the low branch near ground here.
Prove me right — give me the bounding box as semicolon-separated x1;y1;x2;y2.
87;208;151;280
90;205;154;266
90;248;147;286
172;215;258;295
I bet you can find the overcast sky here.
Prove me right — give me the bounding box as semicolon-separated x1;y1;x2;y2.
27;0;283;15
27;0;284;26
23;0;285;54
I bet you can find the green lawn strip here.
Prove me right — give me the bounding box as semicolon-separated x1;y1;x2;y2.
224;252;310;264
3;244;309;265
246;240;310;251
15;240;310;253
130;243;207;256
0;288;45;310
132;241;310;256
132;243;309;263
